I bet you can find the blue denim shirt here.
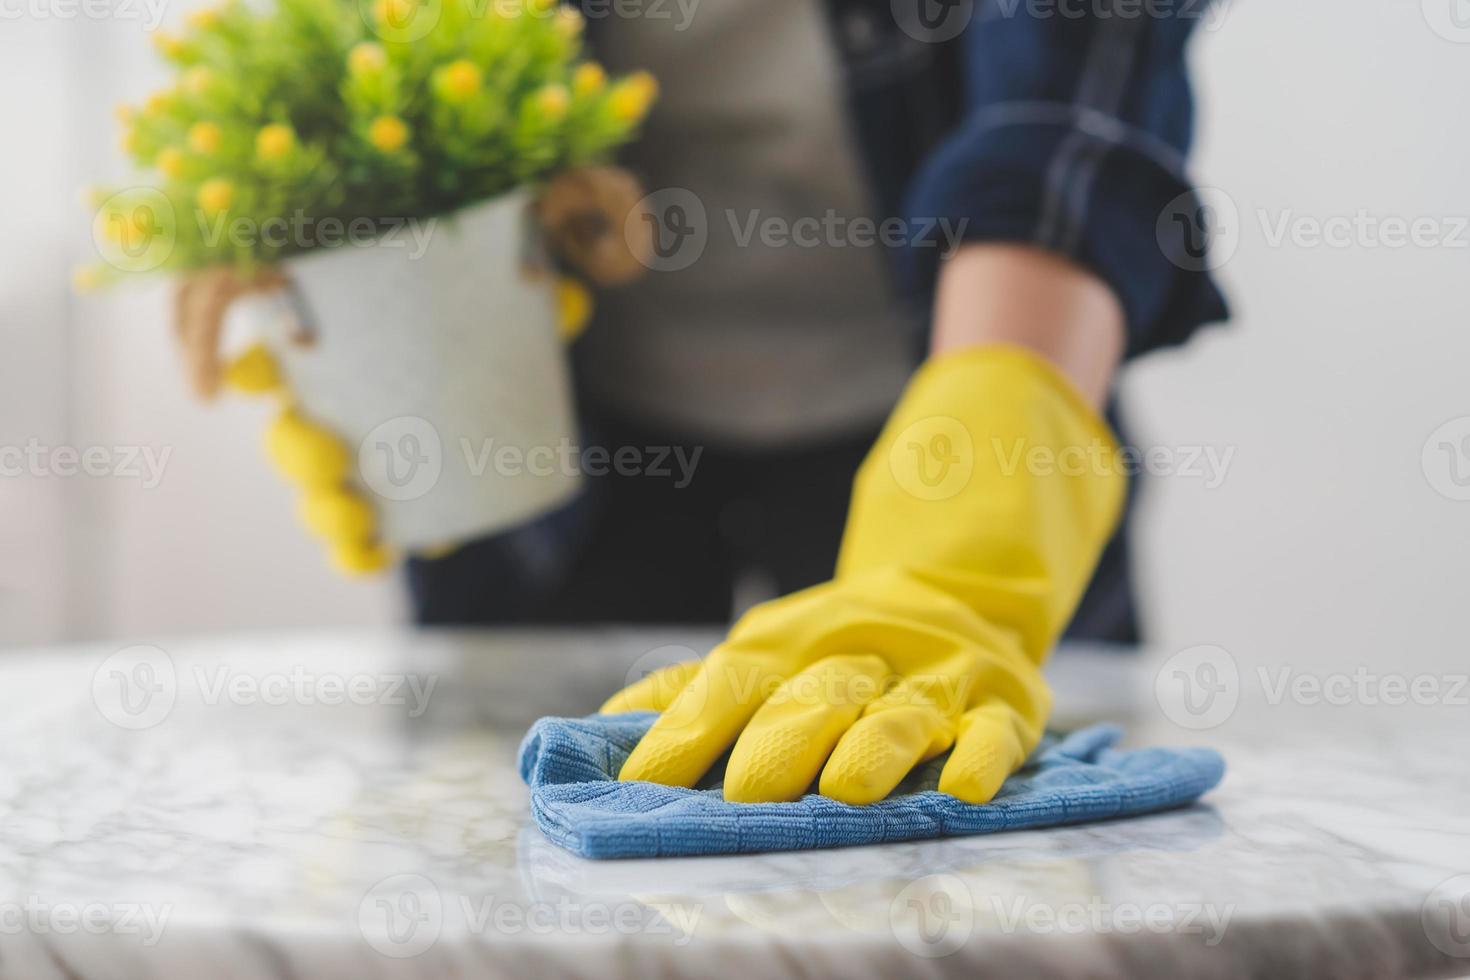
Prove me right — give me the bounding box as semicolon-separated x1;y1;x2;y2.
820;0;1229;354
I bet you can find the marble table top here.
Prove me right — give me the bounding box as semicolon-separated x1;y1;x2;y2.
0;628;1465;979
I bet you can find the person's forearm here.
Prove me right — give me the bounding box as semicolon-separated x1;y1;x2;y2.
929;244;1125;407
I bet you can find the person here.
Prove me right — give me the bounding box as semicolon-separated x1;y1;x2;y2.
406;0;1226;646
407;0;1229;803
186;1;1230;804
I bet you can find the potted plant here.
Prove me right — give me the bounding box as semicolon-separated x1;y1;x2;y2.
80;0;656;574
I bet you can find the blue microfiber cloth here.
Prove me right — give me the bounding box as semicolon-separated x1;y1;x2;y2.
519;712;1225;860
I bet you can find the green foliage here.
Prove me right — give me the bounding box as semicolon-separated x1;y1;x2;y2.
87;0;654;277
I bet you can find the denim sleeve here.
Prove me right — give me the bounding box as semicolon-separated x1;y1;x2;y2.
902;0;1229;357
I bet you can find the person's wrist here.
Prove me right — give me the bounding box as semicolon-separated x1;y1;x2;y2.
930;242;1124;406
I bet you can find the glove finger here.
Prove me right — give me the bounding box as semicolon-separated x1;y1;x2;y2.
819;693;955;805
937;700;1030;803
617;652;778;788
723;653;890;803
600;659;702;714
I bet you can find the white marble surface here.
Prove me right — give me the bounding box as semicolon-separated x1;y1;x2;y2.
0;628;1465;979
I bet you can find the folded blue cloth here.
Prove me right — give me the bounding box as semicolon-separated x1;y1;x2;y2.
519;712;1225;860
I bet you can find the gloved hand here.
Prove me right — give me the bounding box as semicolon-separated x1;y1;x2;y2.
601;345;1125;804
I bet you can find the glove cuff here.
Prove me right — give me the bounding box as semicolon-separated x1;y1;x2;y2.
837;343;1127;662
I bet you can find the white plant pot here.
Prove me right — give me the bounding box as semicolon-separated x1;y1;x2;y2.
231;190;581;550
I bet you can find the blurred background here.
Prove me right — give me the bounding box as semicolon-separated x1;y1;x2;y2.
3;0;1468;690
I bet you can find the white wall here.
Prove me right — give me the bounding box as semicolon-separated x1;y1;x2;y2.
0;16;75;643
4;0;1467;656
5;5;403;642
1125;0;1470;678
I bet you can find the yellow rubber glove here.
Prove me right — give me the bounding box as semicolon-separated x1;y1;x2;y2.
602;345;1125;804
299;488;377;543
264;410;350;488
223;343;282;395
555;276;593;343
329;540;394;575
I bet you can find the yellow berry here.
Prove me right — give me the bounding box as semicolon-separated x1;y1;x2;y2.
439;59;481;102
329;540;393;576
152;31;187;59
533;84;569;121
183;66;213;96
572;62;605;97
196;178;234;213
156;147;185;178
224;343;281;394
368;115;409;153
103;210;134;244
102;203;163;253
144;90;173;116
255;123;295;161
556;277;592;342
187;121;222;155
265;411;351;488
373;0;417;27
553;7;581;37
348;42;387;77
300;488;377;543
187;7;219;29
609;71;657;123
